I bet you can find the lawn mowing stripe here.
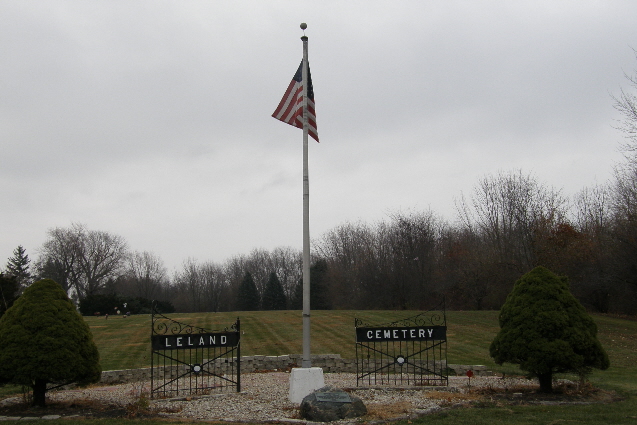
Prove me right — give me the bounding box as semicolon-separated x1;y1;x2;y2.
252;317;300;356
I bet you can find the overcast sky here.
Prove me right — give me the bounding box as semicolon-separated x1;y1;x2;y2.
2;1;637;273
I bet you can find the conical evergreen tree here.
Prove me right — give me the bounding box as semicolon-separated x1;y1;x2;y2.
309;259;331;310
291;259;332;310
235;272;260;311
490;266;609;393
5;245;31;288
262;272;287;310
0;279;101;406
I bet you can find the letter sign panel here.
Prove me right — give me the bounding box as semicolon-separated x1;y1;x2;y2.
355;326;446;342
152;332;240;350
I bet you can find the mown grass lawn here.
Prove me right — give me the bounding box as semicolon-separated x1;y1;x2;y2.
86;310;636;383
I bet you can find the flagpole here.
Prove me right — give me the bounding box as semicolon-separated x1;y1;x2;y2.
300;28;311;369
287;23;324;404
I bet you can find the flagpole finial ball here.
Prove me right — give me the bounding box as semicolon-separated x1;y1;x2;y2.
300;23;307;30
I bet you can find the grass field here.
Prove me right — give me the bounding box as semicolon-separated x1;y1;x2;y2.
86;310;637;388
4;310;637;424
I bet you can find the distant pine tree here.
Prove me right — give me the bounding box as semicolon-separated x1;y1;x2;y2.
5;245;31;289
309;259;332;310
235;272;260;311
291;259;332;310
262;272;287;310
290;280;303;310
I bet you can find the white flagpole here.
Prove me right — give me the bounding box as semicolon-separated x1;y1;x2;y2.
288;23;323;404
300;28;311;369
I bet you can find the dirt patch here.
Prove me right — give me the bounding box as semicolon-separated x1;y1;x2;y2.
365;401;414;420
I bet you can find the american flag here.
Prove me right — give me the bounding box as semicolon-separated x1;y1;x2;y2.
272;60;319;142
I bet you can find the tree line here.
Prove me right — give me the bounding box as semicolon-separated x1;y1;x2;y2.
1;162;636;316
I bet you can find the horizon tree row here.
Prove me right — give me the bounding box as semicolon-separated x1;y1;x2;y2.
3;166;637;316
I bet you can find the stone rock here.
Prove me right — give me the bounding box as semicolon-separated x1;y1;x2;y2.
41;415;63;420
300;385;367;422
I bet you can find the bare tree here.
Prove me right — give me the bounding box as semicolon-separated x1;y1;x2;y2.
612;50;637;162
458;170;567;272
604;55;637;312
173;258;206;312
123;251;168;300
36;223;128;299
244;248;272;297
437;226;496;310
572;184;613;307
219;248;302;309
269;247;302;305
455;171;569;307
223;254;250;308
574;184;611;235
199;261;227;313
384;210;445;309
316;221;379;309
607;163;637;312
35;224;84;295
78;228;128;297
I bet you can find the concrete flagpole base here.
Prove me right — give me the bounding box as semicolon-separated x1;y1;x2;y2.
289;367;324;403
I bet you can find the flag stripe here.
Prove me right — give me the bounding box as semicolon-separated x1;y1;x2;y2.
272;60;319;142
272;80;299;119
278;86;304;124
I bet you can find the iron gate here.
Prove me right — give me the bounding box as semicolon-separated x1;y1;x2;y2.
355;301;448;386
150;304;240;398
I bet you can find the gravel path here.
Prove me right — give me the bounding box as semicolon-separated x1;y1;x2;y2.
1;373;540;423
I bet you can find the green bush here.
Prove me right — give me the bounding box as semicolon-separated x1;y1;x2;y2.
0;279;101;406
490;266;609;392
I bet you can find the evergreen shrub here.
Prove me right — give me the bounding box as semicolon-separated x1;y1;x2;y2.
489;266;609;392
0;279;101;406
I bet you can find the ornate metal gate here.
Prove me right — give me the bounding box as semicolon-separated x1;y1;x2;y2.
150;304;240;398
355;301;448;386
